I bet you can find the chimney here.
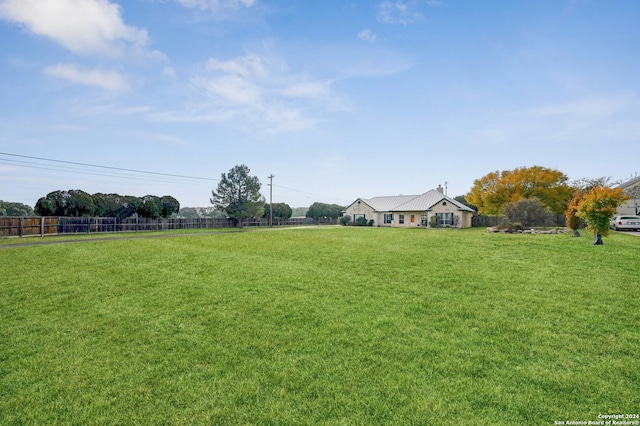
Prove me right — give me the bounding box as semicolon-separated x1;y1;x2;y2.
436;184;443;194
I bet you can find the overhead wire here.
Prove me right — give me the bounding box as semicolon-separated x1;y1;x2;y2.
0;158;206;186
0;152;216;181
1;151;350;203
0;158;190;182
272;183;352;204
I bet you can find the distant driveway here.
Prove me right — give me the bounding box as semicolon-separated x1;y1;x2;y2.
614;230;640;237
0;226;327;249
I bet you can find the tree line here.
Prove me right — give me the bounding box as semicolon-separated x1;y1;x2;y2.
33;190;180;219
0;200;34;216
5;164;630;242
210;164;345;224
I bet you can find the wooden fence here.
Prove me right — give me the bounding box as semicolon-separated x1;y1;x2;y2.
0;216;330;238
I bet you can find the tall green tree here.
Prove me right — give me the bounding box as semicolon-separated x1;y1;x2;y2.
35;190;68;216
115;196;142;219
305;202;344;223
576;186;628;245
138;195;162;219
160;196;180;218
33;191;178;218
0;201;34;216
211;164;265;225
35;190;95;216
176;207;224;218
93;193;119;217
262;202;293;220
67;190;96;216
454;195;477;211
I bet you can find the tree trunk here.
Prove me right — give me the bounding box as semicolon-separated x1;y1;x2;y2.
593;232;603;245
573;229;580;237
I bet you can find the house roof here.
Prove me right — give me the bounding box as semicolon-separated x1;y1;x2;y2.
358;195;418;212
618;176;640;190
353;190;475;213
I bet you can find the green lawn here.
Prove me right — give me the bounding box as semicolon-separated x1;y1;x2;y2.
1;227;638;425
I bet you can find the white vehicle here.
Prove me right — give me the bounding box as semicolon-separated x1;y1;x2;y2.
609;215;640;231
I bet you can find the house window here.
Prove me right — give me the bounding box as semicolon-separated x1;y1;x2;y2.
410;214;415;223
353;214;365;222
436;212;454;226
399;214;405;224
384;213;394;224
421;212;428;226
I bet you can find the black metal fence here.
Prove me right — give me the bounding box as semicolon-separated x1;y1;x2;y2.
0;216;331;238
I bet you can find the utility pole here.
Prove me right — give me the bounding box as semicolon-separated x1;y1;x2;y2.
268;173;275;227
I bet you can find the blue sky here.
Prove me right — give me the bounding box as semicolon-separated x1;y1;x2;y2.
1;0;639;208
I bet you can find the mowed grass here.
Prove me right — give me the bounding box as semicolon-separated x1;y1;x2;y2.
1;227;638;425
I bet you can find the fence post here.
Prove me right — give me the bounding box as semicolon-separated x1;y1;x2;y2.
19;217;24;237
40;216;45;236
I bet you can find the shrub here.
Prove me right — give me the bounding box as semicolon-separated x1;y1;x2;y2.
355;216;368;226
503;199;548;228
340;215;352;226
508;222;524;232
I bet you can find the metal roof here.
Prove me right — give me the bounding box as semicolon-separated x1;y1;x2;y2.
391;190;474;212
618;175;640;190
359;195;418;212
357;189;475;213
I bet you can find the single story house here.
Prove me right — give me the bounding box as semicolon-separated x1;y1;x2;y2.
344;186;475;228
617;176;640;215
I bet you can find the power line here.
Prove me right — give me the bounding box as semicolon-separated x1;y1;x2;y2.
0;152;218;182
0;158;209;186
1;151;353;204
272;183;352;204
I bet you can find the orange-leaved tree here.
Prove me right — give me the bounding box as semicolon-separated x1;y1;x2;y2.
565;191;584;237
576;186;628;245
466;166;573;215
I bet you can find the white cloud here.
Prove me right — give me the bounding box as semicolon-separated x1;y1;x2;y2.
260;104;319;135
192;74;261;105
54;123;89;132
71;102;153;117
176;0;256;10
206;54;266;77
156;52;336;135
457;95;640;154
283;81;330;98
0;164;19;173
0;0;149;57
44;64;129;91
377;0;424;25
196;55;267;106
339;55;411;78
162;67;176;77
530;96;624;119
151;134;192;146
357;29;377;43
